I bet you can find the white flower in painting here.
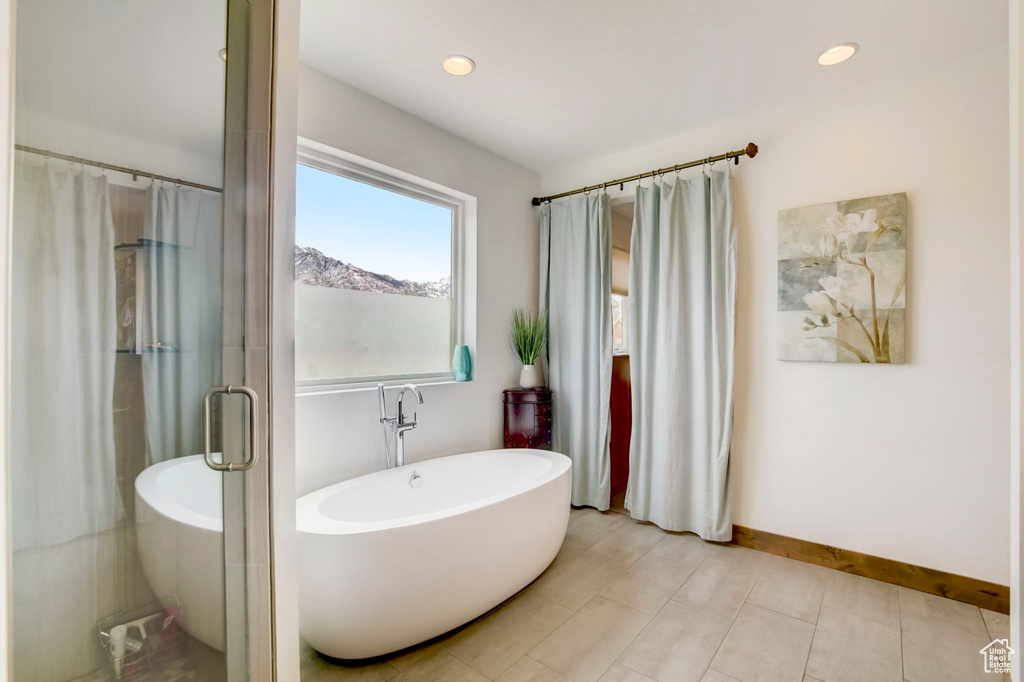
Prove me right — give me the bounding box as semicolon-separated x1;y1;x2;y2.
826;209;880;254
818;276;844;301
826;211;878;235
804;278;854;322
803;291;835;317
826;212;847;234
818;276;853;318
851;209;879;233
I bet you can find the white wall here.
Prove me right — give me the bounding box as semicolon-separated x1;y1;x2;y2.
542;48;1010;584
296;65;541;495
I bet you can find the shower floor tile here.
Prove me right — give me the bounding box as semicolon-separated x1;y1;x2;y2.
69;634;224;682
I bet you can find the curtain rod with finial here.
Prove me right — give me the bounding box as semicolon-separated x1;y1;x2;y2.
531;142;758;206
15;144;223;193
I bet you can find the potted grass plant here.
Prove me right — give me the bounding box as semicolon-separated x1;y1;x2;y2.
510;308;547;388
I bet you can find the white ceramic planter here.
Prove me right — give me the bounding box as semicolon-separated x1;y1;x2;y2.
520;364;542;388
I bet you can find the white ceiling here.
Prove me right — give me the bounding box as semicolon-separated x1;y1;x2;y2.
300;0;1006;173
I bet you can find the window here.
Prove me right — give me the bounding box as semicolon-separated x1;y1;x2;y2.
294;139;475;391
610;244;630;355
611;293;629;354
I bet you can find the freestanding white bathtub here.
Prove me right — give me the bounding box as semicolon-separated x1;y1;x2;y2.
297;448;571;659
135;455;225;651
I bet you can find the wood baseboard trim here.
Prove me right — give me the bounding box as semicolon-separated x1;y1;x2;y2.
730;525;1009;615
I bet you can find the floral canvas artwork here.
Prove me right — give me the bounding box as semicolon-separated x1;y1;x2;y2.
778;193;906;363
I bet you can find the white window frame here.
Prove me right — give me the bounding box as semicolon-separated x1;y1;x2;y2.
294;137;477;395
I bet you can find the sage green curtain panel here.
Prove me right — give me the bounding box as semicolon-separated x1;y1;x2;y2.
626;170;736;540
540;194;613;509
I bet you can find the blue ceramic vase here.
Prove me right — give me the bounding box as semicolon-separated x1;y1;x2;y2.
453;345;472;381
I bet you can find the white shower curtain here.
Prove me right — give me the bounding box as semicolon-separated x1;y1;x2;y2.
141;185;223;464
626;169;736;540
10;159;119;550
540;194;612;509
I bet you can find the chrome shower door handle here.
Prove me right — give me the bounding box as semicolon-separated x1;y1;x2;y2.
202;385;259;472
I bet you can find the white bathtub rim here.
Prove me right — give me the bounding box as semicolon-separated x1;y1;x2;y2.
297;449;571;536
135;454;223;533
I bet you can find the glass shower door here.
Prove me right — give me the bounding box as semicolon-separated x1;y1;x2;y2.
7;0;274;680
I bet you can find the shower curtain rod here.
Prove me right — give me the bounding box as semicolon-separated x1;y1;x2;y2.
14;144;223;193
531;142;758;206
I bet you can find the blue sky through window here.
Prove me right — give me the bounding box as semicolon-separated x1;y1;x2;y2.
295;164;452;283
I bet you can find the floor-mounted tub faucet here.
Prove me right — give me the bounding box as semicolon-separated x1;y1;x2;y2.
378;383;424;468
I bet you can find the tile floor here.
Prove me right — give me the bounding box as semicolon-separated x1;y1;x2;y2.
74;635;223;681
300;502;1010;682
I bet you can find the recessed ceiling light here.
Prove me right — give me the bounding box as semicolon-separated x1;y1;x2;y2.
442;55;475;76
219;48;227;62
818;42;859;66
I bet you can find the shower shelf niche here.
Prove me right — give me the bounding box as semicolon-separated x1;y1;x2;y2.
115;237;191;354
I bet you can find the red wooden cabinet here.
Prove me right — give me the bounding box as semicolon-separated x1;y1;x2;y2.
502;388;552;450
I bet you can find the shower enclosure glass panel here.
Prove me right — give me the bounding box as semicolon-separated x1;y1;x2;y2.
8;1;272;680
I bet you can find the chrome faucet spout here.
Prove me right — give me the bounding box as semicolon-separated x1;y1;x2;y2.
397;384;424;425
395;384;424;468
377;384;425;469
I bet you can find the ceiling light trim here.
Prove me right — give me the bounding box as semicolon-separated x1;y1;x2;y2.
818;42;859;66
442;55;476;76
